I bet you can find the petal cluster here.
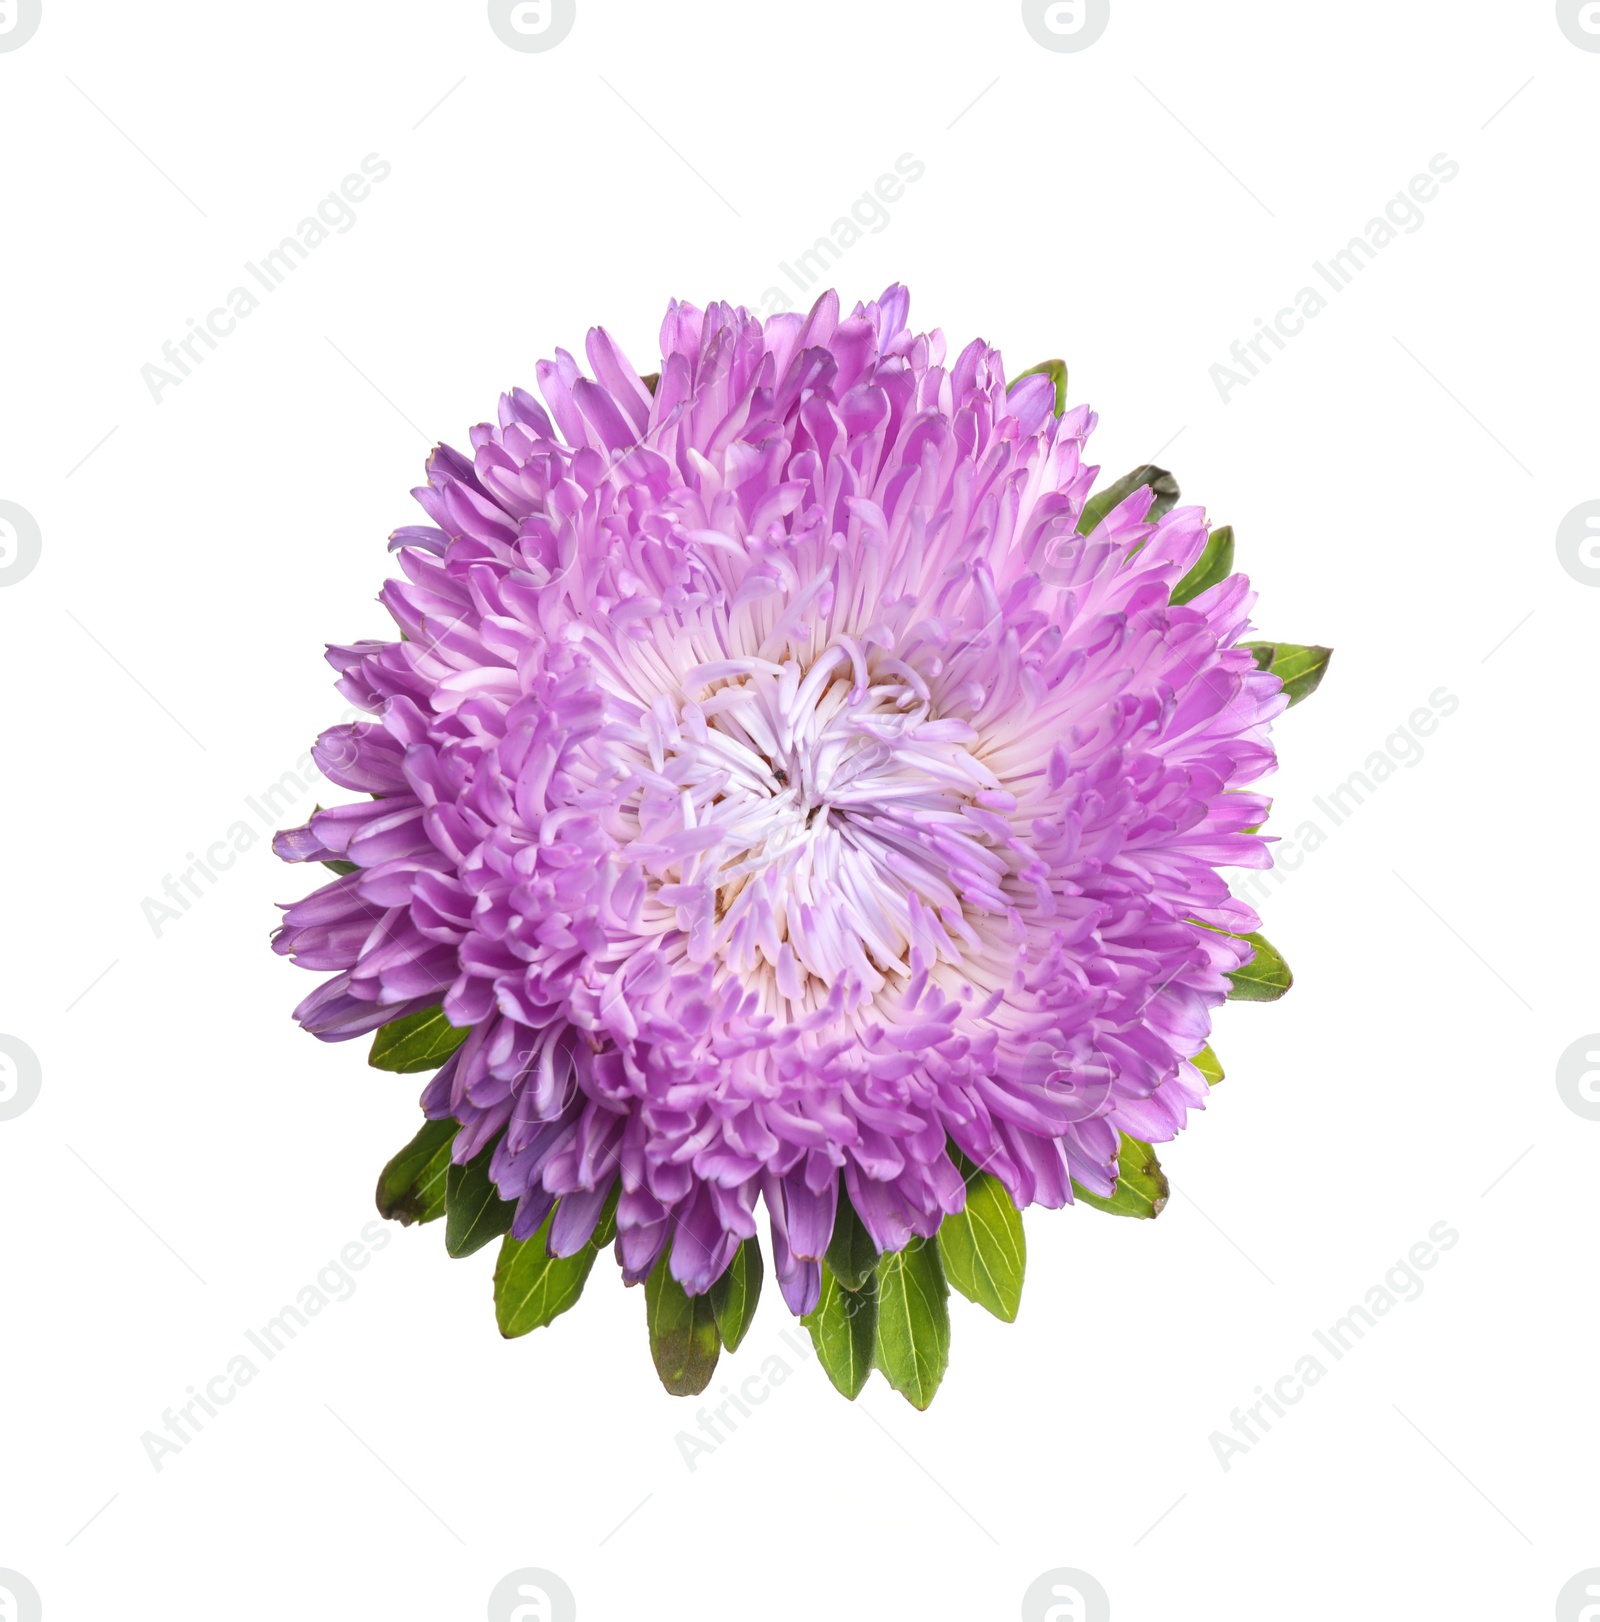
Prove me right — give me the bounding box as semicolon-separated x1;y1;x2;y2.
274;286;1282;1314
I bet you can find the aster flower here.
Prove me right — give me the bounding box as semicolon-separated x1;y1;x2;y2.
273;287;1327;1406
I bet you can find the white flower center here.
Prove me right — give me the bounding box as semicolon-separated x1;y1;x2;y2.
622;640;1024;1019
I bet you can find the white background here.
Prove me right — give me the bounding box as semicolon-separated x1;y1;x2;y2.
2;2;1595;1618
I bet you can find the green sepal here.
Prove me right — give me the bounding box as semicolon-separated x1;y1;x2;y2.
1193;1045;1224;1086
708;1239;763;1353
375;1117;459;1226
1171;524;1234;605
1078;464;1180;536
825;1185;880;1290
873;1238;951;1411
1008;358;1068;417
1226;932;1293;1001
803;1264;878;1401
368;1005;470;1074
1244;641;1333;708
644;1256;721;1397
444;1135;515;1258
322;859;358;876
1072;1132;1169;1219
493;1207;598;1337
937;1155;1025;1322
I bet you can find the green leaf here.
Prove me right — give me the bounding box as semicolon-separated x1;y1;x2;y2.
937;1165;1026;1323
322;859;358;876
589;1182;620;1250
444;1137;515;1258
1078;464;1180;536
873;1238;951;1411
1072;1133;1170;1219
1226;931;1294;1002
368;1005;470;1074
1171;524;1234;605
1244;641;1333;708
494;1207;598;1338
708;1239;764;1352
825;1186;880;1290
644;1256;721;1396
1008;358;1068;417
375;1117;459;1227
1193;1044;1225;1086
803;1264;878;1401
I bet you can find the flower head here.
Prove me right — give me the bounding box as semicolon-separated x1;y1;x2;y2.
274;286;1282;1320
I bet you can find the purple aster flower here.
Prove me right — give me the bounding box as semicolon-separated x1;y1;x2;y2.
273;286;1302;1394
